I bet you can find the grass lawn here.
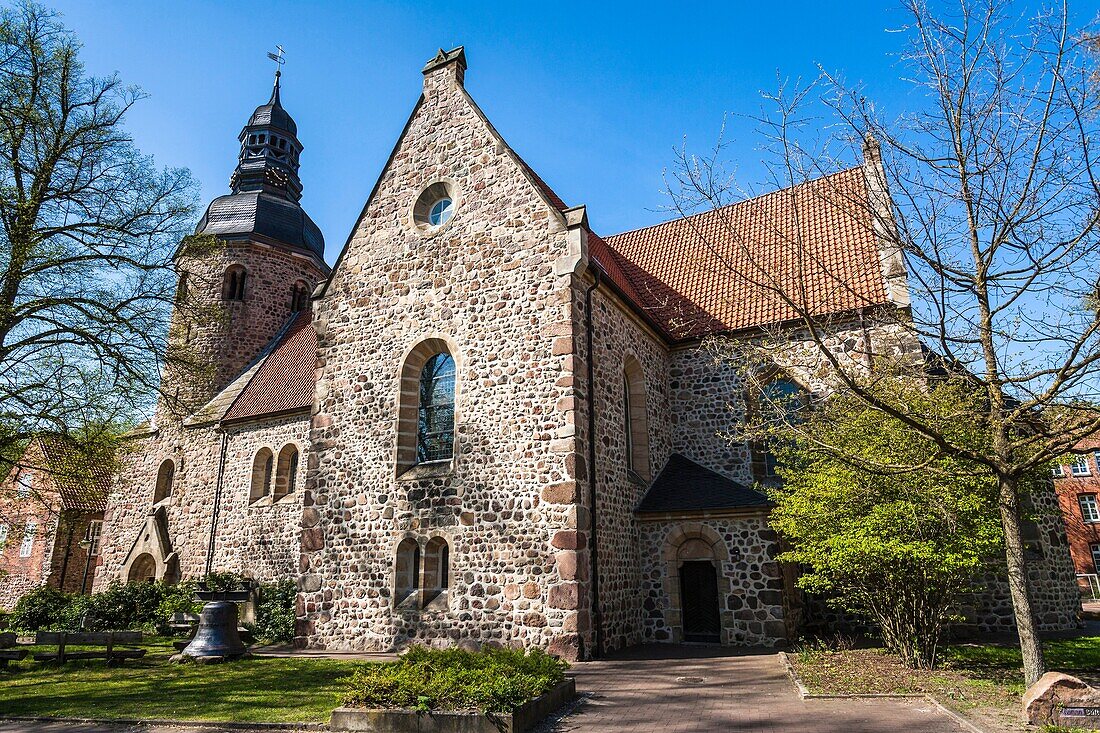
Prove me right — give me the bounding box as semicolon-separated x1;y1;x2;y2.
0;637;364;723
789;636;1100;733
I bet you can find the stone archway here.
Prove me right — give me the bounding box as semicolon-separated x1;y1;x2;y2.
128;553;157;583
661;523;733;644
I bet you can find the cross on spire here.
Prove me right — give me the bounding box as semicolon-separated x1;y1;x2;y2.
267;44;285;71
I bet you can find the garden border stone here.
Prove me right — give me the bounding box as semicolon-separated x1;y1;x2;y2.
330;678;576;733
0;716;324;730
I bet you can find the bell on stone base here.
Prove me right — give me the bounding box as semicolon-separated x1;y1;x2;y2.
176;588;252;662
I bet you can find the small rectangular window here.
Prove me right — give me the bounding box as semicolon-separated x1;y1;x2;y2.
1071;455;1091;477
19;521;36;557
1051;463;1065;478
1092;543;1100;574
85;520;103;556
1080;494;1100;524
16;471;32;498
0;524;8;547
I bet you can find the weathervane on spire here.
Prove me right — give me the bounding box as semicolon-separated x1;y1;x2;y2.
267;44;285;77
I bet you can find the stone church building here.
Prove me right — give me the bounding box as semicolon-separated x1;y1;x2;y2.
93;48;1082;660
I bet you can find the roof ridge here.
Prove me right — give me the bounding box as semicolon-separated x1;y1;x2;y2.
605;166;864;241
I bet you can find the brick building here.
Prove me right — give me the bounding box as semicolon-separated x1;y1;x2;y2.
0;437;110;609
89;48;1082;659
1052;440;1100;599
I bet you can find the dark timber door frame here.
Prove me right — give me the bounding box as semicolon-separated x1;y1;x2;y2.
679;560;721;643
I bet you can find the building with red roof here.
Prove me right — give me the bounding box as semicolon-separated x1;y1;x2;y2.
85;48;1082;659
0;436;112;609
1051;437;1100;599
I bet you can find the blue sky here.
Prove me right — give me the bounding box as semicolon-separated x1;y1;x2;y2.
43;1;1089;265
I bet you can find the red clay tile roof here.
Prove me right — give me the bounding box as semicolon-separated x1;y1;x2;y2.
1072;435;1100;452
37;437;112;512
223;311;316;422
605;167;892;339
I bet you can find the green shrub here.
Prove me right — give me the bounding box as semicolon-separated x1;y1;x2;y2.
9;580;204;633
201;571;250;591
246;580;296;643
343;645;569;713
86;581;167;631
10;586;70;631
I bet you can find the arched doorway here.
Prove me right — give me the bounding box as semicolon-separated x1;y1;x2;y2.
128;553;157;583
677;539;720;643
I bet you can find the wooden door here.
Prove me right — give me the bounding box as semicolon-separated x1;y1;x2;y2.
679;560;720;643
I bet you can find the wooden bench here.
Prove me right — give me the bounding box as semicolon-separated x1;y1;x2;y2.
0;632;28;669
33;631;146;666
169;612;200;651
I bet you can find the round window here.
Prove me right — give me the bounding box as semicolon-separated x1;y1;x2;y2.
429;197;454;226
413;182;457;232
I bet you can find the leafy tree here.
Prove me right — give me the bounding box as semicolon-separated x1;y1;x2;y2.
768;376;1007;668
669;0;1100;684
0;1;205;489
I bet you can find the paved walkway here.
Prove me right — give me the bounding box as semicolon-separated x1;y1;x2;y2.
0;645;973;733
537;645;971;733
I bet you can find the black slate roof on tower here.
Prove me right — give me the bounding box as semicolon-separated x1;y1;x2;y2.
195;71;324;259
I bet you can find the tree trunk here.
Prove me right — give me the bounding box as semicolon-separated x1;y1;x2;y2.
998;474;1045;687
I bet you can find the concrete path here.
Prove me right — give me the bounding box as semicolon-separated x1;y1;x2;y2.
0;645;974;733
536;645;972;733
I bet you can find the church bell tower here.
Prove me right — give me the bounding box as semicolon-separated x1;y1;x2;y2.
164;70;329;416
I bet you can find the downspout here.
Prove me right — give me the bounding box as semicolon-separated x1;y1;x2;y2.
857;307;874;371
205;427;229;575
583;266;604;659
57;512;76;591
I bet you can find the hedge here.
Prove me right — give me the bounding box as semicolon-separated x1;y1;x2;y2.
343;646;569;713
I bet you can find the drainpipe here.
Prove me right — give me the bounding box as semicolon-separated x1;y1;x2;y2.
57;513;77;591
205;428;229;575
583;267;604;659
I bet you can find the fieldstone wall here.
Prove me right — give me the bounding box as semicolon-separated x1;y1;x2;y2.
577;283;673;653
668;346;753;484
95;413;308;589
298;56;582;657
637;516;787;646
960;483;1082;633
208;415;309;579
168;240;325;413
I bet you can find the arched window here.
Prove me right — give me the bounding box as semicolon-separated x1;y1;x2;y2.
175;271;190;304
753;376;808;480
153;460;174;504
290;281;310;312
223;265;247;301
396;339;458;474
423;537;450;606
395;538;420;607
250;448;274;502
274;444;298;499
418;353;456;463
623;356;650;480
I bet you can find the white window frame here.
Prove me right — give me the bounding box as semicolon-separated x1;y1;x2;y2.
1079;494;1100;524
16;471;32;498
1071;455;1091;477
85;520;103;556
1052;463;1065;478
0;523;8;547
19;521;36;557
1092;543;1100;574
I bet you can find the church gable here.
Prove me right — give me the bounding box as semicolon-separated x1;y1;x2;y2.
323;47;571;298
